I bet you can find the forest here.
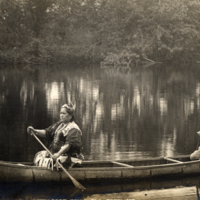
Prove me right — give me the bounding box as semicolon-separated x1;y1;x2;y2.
1;0;200;65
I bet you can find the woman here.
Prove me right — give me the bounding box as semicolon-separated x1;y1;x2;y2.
190;131;200;160
27;103;83;169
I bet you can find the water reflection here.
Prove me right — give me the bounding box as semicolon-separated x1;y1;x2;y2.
1;64;200;162
1;176;200;199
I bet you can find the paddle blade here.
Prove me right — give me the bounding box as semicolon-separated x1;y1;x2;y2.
71;177;86;190
58;162;86;190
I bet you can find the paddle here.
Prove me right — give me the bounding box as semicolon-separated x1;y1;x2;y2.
30;130;86;190
196;131;200;150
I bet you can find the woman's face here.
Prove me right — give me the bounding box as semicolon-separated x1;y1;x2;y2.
60;108;72;123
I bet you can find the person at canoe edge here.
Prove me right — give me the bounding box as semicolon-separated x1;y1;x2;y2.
190;131;200;160
27;102;84;170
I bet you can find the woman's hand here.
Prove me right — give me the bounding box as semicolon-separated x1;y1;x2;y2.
197;131;200;136
52;153;61;161
27;126;35;135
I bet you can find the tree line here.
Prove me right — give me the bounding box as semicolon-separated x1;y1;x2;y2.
0;0;200;65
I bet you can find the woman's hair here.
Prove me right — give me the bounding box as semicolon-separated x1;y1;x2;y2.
66;109;76;122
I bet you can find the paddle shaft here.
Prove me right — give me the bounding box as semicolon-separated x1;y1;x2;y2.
31;130;86;190
196;136;200;150
32;131;52;156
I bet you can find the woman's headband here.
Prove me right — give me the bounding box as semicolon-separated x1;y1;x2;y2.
62;102;76;114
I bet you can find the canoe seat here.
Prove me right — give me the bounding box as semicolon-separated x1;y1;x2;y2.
111;161;134;168
164;157;183;163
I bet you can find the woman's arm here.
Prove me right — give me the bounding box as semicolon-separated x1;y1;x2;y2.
34;129;46;138
52;144;71;161
27;126;46;138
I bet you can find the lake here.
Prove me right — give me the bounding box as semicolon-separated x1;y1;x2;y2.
1;63;200;198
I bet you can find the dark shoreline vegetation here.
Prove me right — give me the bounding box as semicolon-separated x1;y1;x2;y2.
1;0;200;66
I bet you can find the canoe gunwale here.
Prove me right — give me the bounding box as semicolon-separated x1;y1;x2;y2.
69;160;200;171
0;158;200;171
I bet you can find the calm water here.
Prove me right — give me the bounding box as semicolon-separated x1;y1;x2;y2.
1;63;200;162
1;63;200;199
1;176;200;199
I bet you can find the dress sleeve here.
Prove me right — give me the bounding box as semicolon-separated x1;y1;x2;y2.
64;128;82;148
45;121;61;141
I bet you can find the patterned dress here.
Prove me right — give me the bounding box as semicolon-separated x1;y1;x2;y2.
34;121;83;169
45;121;82;156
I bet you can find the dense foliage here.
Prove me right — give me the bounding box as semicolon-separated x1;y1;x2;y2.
1;0;200;65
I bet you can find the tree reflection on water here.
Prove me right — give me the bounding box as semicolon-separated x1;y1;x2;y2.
0;64;200;162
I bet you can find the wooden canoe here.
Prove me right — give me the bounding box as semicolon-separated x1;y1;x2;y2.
1;155;200;183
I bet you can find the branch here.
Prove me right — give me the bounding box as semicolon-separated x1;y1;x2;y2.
143;57;156;63
155;22;172;38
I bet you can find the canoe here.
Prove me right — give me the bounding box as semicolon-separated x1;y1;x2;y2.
1;155;200;183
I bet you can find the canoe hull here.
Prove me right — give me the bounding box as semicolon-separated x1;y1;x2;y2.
1;155;200;183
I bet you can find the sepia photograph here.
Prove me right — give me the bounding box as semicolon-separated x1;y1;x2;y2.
0;0;200;199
